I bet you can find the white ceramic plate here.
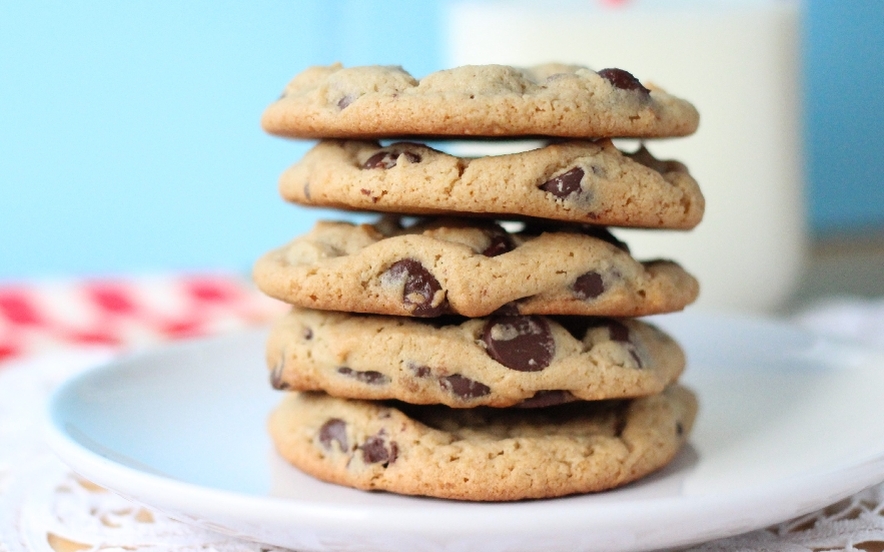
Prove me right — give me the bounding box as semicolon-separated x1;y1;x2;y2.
46;312;884;552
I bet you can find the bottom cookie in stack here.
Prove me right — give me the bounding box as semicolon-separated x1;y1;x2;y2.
268;386;696;502
264;307;697;501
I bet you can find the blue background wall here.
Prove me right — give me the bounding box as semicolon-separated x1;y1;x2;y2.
803;0;884;232
0;1;882;279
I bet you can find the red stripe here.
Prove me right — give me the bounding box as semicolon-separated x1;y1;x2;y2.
158;319;205;339
0;343;20;363
186;277;240;303
86;283;139;315
63;329;123;347
0;292;44;326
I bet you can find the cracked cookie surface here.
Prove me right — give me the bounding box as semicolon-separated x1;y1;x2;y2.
267;307;685;407
281;139;704;229
268;385;697;501
252;216;699;318
261;63;699;139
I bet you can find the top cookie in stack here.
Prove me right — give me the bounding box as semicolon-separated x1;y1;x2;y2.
261;62;699;139
255;62;701;501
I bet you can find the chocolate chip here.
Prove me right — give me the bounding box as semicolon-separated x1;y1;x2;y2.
319;418;348;451
482;231;515;257
360;432;398;465
481;316;555;372
337;367;390;385
408;363;432;378
362;150;421;170
591;320;643;367
302;327;313;340
383;259;447;317
606;320;631;342
676;422;684;436
539;167;585;199
440;374;491;399
492;302;521;316
516;390;578;408
559;317;628;343
303;182;311;200
572;271;605;300
270;356;289;390
337;95;355;109
597;68;651;95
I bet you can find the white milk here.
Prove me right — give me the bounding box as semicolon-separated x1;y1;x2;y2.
444;0;805;314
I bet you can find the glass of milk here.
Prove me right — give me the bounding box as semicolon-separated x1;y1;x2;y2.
443;0;805;314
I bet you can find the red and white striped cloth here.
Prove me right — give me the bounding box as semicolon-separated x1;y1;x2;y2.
0;273;287;364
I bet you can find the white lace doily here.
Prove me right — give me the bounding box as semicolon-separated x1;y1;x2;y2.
2;316;884;552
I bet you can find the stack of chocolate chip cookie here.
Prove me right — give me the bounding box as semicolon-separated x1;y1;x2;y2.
254;63;702;501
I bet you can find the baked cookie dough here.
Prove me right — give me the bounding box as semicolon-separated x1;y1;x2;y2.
280;139;704;229
267;307;685;408
261;63;699;139
268;385;697;501
253;217;699;318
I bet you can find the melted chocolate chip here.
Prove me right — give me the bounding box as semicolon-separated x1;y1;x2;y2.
676;421;684;436
572;271;605;300
360;432;398;465
516;390;578;408
319;418;348;451
362;150;421;170
597;68;651;95
440;374;491;399
481;316;555;372
337;367;390;385
539;167;585;199
383;259;447;317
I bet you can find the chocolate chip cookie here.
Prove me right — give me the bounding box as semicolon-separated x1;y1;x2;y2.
261;63;700;139
252;216;699;318
268;384;697;501
280;139;704;229
267;307;685;407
